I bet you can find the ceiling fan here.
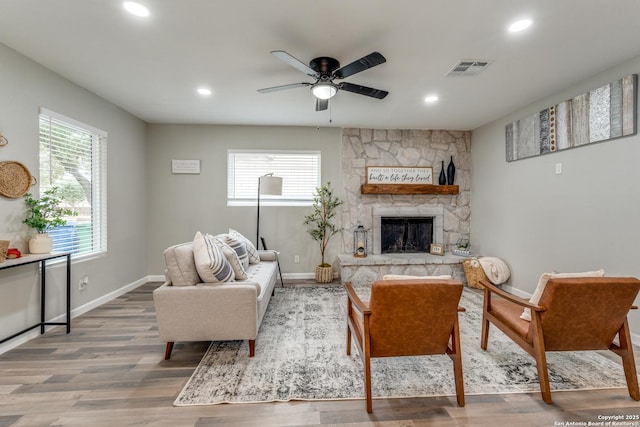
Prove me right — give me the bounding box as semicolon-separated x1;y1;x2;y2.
257;50;389;111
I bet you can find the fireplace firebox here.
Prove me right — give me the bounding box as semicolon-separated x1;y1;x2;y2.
380;217;434;253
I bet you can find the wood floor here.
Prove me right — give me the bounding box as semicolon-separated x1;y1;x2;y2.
0;282;638;427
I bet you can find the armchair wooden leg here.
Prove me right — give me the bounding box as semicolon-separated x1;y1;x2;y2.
249;340;255;357
531;322;552;404
449;319;465;407
480;288;491;350
164;342;174;360
346;324;352;356
364;353;373;413
615;319;640;400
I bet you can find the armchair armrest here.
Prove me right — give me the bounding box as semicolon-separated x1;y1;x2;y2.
344;282;370;314
480;280;546;313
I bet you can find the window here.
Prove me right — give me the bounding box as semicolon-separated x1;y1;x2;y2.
227;150;320;206
39;108;107;258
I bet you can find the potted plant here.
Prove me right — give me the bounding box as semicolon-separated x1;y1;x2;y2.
23;187;75;254
304;182;342;283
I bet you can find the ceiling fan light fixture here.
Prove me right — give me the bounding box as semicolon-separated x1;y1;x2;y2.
311;83;337;100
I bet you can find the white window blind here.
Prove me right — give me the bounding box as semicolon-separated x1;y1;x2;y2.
228;150;321;206
39;108;107;258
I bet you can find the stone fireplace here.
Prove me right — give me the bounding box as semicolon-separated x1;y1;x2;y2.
337;128;471;285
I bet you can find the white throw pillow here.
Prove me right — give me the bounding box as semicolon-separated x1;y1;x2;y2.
210;234;248;280
382;274;453;280
192;231;235;283
229;228;260;264
520;269;605;321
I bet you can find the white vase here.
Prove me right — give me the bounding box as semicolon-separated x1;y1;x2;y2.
29;233;53;254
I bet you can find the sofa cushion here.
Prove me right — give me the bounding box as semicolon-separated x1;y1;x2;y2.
220;233;249;269
193;231;235;283
211;234;248;280
163;242;200;287
520;269;605;321
229;228;260;264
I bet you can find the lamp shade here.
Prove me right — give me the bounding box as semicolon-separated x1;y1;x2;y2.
259;175;282;195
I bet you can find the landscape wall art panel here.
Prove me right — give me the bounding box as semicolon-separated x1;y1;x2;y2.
506;74;637;161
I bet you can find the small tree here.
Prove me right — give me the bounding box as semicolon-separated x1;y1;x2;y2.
304;182;342;267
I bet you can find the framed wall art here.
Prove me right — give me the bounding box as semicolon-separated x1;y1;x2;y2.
506;74;637;161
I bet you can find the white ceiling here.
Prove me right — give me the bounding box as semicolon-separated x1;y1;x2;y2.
1;0;640;130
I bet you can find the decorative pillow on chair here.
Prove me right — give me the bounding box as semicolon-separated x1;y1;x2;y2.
192;231;235;283
229;228;260;264
382;274;453;280
520;269;605;321
210;234;248;280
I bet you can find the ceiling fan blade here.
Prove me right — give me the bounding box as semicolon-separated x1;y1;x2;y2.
340;82;389;99
257;82;311;93
333;52;386;79
316;98;329;111
271;50;317;77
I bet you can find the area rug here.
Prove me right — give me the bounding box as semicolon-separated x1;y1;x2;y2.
174;285;633;406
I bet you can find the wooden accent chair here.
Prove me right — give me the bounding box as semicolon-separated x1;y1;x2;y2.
345;279;466;413
480;276;640;404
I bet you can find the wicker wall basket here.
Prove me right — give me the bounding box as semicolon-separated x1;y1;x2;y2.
462;258;489;289
0;161;35;198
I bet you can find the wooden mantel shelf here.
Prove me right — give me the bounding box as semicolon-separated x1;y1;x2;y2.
361;184;459;195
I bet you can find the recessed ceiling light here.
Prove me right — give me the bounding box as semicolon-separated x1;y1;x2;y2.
508;19;532;33
123;2;150;17
424;95;439;103
197;88;212;96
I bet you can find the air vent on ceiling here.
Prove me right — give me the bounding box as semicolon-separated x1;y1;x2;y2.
446;60;492;76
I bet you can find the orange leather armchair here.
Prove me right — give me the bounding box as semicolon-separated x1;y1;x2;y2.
480;276;640;404
345;279;465;413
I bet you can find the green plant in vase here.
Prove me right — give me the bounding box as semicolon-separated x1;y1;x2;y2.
23;187;76;254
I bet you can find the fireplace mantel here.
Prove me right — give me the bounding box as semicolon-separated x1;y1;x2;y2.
361;184;459;195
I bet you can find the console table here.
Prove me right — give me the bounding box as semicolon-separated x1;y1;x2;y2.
0;252;71;344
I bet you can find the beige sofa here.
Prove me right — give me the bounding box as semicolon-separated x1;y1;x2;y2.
153;241;280;359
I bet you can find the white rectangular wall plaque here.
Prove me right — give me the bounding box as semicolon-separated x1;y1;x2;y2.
366;166;433;184
172;159;200;174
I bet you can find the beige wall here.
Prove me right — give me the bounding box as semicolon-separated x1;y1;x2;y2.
471;55;640;335
145;124;343;275
0;43;148;345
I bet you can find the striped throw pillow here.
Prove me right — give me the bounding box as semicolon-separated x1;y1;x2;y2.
192;231;235;283
210;234;248;280
228;228;260;264
220;233;249;269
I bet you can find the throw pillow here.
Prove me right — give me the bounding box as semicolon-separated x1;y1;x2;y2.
520;269;605;321
382;274;453;280
192;231;235;283
229;228;260;264
210;234;248;280
220;233;249;269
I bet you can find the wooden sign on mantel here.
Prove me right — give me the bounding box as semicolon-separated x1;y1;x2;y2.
366;166;433;185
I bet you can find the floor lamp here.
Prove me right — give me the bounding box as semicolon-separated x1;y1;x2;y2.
256;173;282;249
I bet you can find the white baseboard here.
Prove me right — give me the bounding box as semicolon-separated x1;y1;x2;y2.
0;275;152;355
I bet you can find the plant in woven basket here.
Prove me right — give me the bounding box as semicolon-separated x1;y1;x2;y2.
23;187;76;233
304;182;342;268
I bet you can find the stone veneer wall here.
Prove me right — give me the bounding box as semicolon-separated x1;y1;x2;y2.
339;128;472;282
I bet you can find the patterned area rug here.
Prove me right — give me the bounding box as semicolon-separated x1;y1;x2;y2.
174;285;631;406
